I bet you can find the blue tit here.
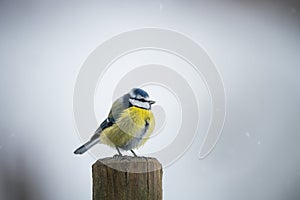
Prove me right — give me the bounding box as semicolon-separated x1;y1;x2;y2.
74;88;156;156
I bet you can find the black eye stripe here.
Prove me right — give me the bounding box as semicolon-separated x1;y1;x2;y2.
131;98;148;102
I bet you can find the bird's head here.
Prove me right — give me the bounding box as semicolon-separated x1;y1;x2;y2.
128;88;156;109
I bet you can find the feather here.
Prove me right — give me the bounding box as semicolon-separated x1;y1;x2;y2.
73;137;100;154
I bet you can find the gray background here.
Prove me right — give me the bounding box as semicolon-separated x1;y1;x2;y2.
1;0;300;199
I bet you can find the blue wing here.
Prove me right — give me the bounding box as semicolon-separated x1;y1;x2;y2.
90;94;129;140
74;94;129;154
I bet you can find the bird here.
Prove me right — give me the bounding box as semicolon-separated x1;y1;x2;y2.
74;88;156;157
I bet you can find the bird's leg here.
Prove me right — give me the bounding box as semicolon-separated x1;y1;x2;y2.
130;150;138;157
116;147;122;156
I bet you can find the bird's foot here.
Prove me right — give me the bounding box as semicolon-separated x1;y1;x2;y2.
113;154;123;158
116;147;123;156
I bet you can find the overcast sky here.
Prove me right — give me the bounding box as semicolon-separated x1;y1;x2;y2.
0;1;300;200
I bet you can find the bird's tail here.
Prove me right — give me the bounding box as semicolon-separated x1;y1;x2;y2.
74;138;100;155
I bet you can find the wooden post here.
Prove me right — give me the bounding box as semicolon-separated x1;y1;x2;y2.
92;156;162;200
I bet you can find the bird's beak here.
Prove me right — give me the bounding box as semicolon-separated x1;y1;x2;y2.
148;100;156;105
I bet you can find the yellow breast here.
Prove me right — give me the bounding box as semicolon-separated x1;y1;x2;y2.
100;106;155;150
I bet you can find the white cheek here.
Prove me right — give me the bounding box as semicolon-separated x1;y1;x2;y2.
129;98;135;105
129;99;150;109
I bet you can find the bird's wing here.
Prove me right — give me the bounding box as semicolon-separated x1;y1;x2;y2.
90;117;114;141
74;112;115;155
90;95;129;141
